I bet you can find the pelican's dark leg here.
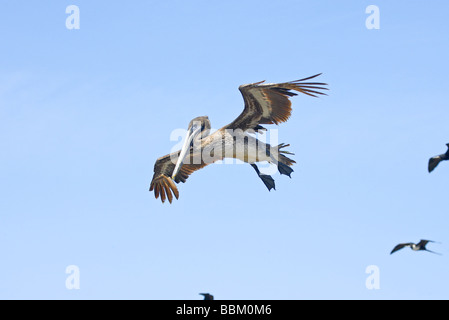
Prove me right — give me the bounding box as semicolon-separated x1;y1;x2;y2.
277;162;294;178
250;164;276;191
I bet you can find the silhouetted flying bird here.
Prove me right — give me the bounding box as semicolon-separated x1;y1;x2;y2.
391;239;441;255
428;143;449;173
199;293;214;300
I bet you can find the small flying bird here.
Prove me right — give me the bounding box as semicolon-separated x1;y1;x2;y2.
390;240;441;255
428;143;449;173
149;74;328;203
199;293;214;300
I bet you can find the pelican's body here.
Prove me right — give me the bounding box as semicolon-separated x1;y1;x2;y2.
193;128;283;164
149;74;328;203
391;240;441;255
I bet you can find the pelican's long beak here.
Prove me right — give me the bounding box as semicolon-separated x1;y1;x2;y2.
171;125;202;180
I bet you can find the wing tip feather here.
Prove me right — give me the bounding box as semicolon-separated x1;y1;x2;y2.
150;174;180;204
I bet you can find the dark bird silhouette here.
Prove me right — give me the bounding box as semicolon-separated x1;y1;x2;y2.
149;74;328;203
199;293;214;300
390;240;441;255
428;143;449;173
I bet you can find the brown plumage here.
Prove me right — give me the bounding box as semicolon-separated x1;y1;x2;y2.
149;75;328;203
226;74;328;131
149;151;209;203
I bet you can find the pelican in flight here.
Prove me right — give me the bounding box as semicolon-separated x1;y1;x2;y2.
428;143;449;173
149;74;328;203
390;240;441;255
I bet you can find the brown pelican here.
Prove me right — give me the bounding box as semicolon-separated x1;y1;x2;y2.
199;293;214;300
149;74;328;203
390;240;441;255
428;143;449;173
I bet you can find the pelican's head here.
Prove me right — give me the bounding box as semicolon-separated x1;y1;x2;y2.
187;116;211;139
171;116;211;180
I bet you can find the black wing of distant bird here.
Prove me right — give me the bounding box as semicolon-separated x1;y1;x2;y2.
428;156;442;173
417;240;433;248
390;243;413;255
418;240;442;255
429;144;449;173
199;293;214;300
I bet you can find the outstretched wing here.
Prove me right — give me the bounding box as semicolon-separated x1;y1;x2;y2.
417;240;434;247
149;150;208;203
418;240;441;255
390;243;413;255
428;156;442;173
225;74;328;132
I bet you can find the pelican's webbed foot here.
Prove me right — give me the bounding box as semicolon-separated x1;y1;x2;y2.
250;164;276;191
277;162;293;178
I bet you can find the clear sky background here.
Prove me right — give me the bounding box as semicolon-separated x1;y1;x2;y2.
1;0;448;300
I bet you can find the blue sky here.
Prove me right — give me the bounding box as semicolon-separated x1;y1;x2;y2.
1;0;449;300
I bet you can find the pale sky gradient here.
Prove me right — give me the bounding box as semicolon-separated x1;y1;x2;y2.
1;1;449;299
